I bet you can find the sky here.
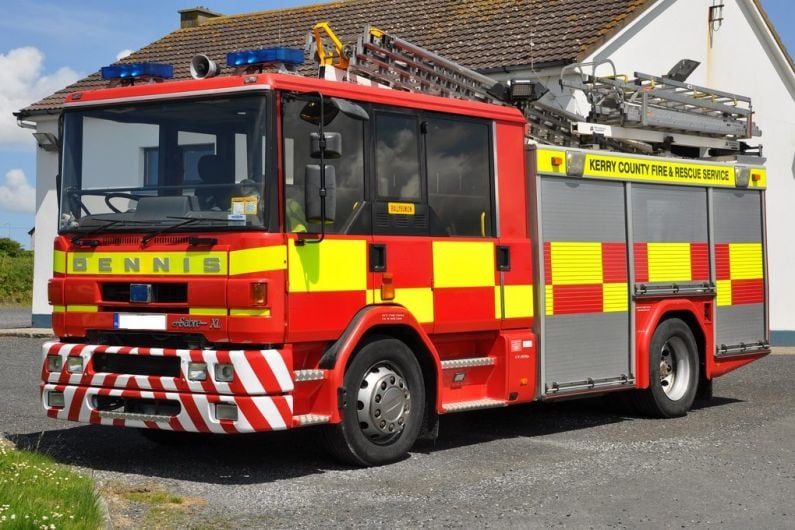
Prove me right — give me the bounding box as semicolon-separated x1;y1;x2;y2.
0;0;792;248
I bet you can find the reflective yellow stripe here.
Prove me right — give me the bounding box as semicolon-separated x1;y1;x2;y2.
647;243;692;282
716;279;732;307
189;307;227;316
433;241;494;288
288;239;367;292
370;287;434;323
729;243;763;280
545;285;554;316
230;308;271;316
500;284;534;319
229;245;287;275
52;305;65;312
67;305;98;312
550;242;602;285
602;283;629;312
67;252;227;275
583;153;737;188
53;251;66;274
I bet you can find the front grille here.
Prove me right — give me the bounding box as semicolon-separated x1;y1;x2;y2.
92;353;181;377
92;395;181;417
87;331;206;349
102;282;188;303
100;306;189;314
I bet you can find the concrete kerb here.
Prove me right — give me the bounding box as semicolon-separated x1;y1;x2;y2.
0;328;55;338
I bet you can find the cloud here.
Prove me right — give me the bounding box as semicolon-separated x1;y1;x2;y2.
0;169;35;213
0;46;80;147
116;49;133;61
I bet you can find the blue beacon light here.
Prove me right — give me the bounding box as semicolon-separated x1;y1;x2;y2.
100;63;174;81
226;47;304;68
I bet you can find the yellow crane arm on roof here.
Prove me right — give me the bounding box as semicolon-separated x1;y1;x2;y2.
311;22;350;70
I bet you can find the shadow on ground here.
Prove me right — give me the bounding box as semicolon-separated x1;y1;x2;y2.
7;394;742;485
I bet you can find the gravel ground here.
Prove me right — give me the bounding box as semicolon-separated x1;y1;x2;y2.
2;336;793;528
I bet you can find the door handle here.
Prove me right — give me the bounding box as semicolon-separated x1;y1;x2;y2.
369;244;387;272
497;245;511;272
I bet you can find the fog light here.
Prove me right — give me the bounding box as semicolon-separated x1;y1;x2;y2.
215;403;238;421
47;356;63;372
188;362;208;381
66;356;84;374
48;391;65;408
215;363;235;382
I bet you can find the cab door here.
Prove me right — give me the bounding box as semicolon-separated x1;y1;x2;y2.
368;109;501;335
281;94;371;342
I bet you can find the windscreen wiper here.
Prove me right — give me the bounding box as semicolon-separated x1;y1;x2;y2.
71;218;149;246
140;216;229;246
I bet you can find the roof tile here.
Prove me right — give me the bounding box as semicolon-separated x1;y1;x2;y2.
19;0;651;115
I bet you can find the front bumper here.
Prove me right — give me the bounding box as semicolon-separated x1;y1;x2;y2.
40;341;296;433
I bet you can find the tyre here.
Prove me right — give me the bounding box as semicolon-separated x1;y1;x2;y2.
636;318;699;418
321;337;425;466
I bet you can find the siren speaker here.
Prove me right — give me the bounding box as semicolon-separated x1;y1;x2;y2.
190;54;219;79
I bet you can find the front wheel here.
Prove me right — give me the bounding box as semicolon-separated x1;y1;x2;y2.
637;318;699;418
321;337;425;466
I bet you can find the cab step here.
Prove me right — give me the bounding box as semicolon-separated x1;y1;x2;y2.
442;398;507;413
293;369;325;382
294;414;331;426
440;357;495;369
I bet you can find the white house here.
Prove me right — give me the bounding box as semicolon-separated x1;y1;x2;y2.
16;0;795;343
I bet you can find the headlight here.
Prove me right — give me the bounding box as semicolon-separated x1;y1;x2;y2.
47;356;63;372
66;357;84;374
188;362;207;381
215;363;234;383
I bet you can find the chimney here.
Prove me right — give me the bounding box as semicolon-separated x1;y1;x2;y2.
178;6;222;29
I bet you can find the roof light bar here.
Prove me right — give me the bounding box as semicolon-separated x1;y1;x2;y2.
226;47;304;68
100;63;174;81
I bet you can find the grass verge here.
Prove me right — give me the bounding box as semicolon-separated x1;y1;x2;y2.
0;439;102;529
0;252;33;305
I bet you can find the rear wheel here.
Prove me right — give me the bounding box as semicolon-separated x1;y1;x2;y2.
637;318;699;418
322;337;425;466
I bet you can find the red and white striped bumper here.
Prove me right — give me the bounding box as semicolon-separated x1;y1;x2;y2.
40;342;295;433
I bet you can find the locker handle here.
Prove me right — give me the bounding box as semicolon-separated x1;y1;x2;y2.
370;244;387;272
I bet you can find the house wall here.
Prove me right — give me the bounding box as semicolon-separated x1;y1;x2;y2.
31;117;59;328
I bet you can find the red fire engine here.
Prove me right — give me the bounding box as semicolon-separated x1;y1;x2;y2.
41;25;769;466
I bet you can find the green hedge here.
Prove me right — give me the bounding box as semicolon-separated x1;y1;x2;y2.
0;252;33;305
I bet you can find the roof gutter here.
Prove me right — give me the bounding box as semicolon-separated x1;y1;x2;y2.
477;59;574;76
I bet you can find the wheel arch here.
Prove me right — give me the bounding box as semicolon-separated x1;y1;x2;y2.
319;305;441;429
636;299;710;389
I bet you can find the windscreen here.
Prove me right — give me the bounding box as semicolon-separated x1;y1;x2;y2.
60;95;270;234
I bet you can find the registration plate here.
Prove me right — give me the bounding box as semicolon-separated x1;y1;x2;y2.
113;313;167;330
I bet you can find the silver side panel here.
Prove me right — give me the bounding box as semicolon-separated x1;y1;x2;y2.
540;178;626;242
713;189;767;352
632;184;708;243
713;190;763;243
544;312;630;385
539;177;631;393
715;303;766;349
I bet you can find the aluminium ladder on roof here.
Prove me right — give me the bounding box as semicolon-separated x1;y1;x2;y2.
309;24;761;155
559;60;761;145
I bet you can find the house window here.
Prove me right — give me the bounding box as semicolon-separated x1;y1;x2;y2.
143;143;216;186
